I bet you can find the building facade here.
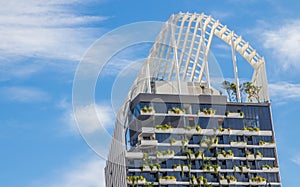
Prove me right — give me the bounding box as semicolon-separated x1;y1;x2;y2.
105;12;281;187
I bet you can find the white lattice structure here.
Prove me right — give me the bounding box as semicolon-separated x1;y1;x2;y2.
130;12;269;102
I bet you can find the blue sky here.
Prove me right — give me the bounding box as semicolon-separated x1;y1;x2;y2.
1;0;300;186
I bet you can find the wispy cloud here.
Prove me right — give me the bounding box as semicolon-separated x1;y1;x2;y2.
60;101;115;135
31;156;105;187
291;155;300;166
0;0;107;61
209;11;233;20
0;86;50;103
269;82;300;103
262;19;300;70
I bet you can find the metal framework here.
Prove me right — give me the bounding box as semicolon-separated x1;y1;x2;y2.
130;12;269;102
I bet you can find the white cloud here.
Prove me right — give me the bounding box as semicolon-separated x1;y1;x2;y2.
64;103;115;135
209;11;233;20
269;82;300;103
262;20;300;70
0;0;107;61
32;156;106;187
292;155;300;166
0;86;50;103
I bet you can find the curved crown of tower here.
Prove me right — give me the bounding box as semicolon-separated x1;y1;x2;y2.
128;12;269;103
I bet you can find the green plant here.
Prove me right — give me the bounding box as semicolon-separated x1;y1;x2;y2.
253;126;260;131
196;125;201;132
159;176;176;181
212;164;220;174
126;175;146;185
246;151;252;157
202;163;211;170
242;126;247;130
196;176;208;185
219;127;225;132
226;175;236;183
208;108;216;115
243;81;262;103
170;138;176;145
259;140;265;145
240;111;244;117
185;149;193;159
155;163;161;170
251;176;266;183
149;164;154;171
225;110;230;116
238;166;244;173
195;151;204;159
181;138;189;145
156;124;172;130
262;164;272;169
227;150;234;157
255;151;262;158
169;107;185;114
141;106;154;113
156;149;174;157
221;150;227;157
213;138;218;144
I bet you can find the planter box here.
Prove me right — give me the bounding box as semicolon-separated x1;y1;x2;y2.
262;167;279;172
140;110;154;115
246;154;255;160
172;165;189;171
142;166;158;172
186;154;195;160
261;143;275;147
200;143;217;148
218;154;233;159
159;179;176;184
220;179;236;185
235;166;249;172
227;112;243;118
218;154;226;159
170;140;182;146
230;141;247;147
139;140;158;147
173;166;181;171
127;179;146;185
157;154;174;159
250;180;266;185
168;111;185;115
243;130;259;136
209;166;221;172
198;111;215;116
191;180;204;185
255;155;263;160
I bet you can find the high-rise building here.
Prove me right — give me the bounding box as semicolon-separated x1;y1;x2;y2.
105;12;281;187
